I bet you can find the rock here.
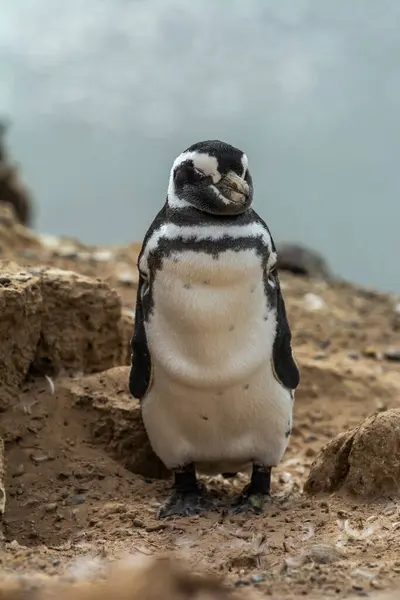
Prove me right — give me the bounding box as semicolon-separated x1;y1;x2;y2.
0;263;132;410
0;436;5;515
303;292;326;311
0;205;41;260
276;242;332;280
61;367;169;480
304;409;400;499
0;121;34;227
384;348;400;362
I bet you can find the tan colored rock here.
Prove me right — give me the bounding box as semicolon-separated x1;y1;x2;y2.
0;263;132;409
0;436;5;515
0;205;40;259
61;366;169;480
304;409;400;499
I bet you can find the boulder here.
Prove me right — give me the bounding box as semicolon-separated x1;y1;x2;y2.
0;262;132;410
304;409;400;499
0;119;34;228
276;242;332;280
61;366;169;480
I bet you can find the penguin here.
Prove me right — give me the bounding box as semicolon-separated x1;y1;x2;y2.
129;139;300;519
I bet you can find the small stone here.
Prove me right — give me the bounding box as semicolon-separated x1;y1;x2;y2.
91;250;114;262
70;493;86;505
117;269;137;286
303;293;325;311
30;451;53;464
44;502;58;513
250;574;265;584
235;580;251;588
12;464;25;477
384;348;400;362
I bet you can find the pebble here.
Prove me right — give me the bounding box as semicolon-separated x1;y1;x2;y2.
384;348;400;362
250;574;265;584
30;452;52;464
303;293;326;311
92;250;114;262
70;493;86;505
12;464;25;477
234;580;251;587
117;269;137;285
44;502;58;513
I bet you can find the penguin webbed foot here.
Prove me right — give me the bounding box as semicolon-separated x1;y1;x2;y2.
229;464;272;515
157;463;217;519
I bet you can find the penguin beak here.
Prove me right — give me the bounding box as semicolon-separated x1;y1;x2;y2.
216;171;250;203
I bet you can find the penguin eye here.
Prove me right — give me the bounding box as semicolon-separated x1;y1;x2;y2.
193;167;205;178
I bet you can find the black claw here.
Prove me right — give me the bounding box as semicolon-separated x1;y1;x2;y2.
157;486;217;519
229;463;272;515
157;462;218;519
230;488;272;515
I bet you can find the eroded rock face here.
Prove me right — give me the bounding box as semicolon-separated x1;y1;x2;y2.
0;263;132;410
304;409;400;499
61;367;169;480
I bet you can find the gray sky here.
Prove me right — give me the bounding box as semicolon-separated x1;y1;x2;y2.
1;0;399;293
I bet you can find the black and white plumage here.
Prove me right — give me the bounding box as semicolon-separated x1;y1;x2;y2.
129;140;300;518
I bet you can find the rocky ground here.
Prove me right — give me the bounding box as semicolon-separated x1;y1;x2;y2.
0;204;400;600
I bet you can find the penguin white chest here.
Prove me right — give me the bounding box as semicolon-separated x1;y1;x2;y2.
142;247;292;472
146;248;273;386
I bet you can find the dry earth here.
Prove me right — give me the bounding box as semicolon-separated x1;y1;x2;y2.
1;205;400;599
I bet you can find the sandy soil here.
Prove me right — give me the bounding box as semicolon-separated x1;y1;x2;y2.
1;208;400;599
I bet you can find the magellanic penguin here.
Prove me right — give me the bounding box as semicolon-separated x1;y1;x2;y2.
129;140;300;519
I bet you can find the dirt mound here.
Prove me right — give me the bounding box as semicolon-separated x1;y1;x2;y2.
62;367;168;479
304;408;400;499
1;215;400;599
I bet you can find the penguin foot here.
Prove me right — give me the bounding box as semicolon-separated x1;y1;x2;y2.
229;463;272;516
157;484;216;519
229;487;272;515
157;462;217;519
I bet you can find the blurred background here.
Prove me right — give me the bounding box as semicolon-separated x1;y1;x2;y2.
1;0;399;293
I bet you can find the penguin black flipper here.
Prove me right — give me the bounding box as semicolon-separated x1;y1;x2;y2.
272;277;300;391
129;203;168;401
129;270;152;400
252;211;300;392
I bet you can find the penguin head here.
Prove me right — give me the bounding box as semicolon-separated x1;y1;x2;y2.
167;140;253;216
